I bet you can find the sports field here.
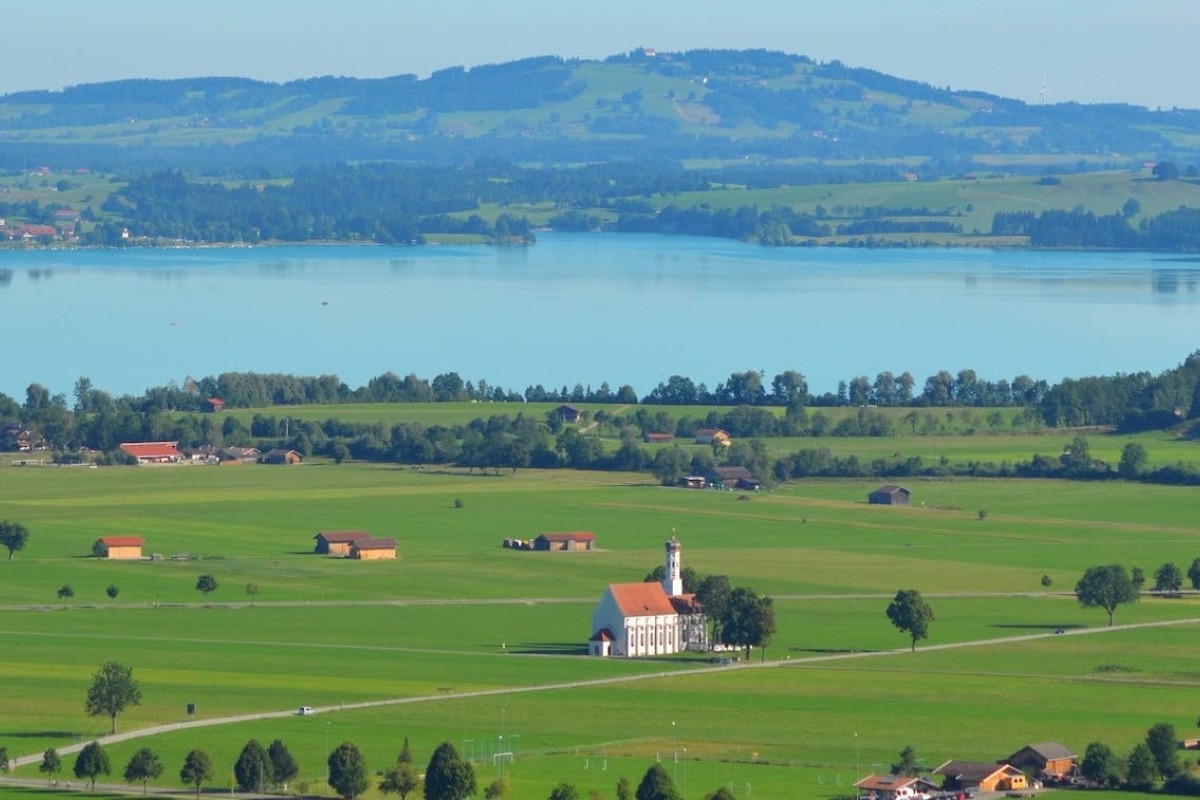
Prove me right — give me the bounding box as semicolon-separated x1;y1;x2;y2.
1;459;1198;799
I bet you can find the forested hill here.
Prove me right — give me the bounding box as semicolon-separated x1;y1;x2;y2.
2;48;1198;172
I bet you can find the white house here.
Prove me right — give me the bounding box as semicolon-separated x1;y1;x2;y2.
589;537;707;657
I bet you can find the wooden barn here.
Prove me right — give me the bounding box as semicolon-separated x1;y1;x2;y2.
534;532;596;551
694;428;730;446
869;485;911;505
933;761;1027;793
349;537;397;560
1005;742;1077;780
261;448;302;465
94;536;144;560
314;531;372;556
553;404;582;423
119;441;183;464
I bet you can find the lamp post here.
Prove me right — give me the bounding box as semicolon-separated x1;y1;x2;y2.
672;721;677;783
324;721;330;797
854;732;860;799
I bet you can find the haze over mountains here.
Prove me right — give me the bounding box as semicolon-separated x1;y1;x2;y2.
2;49;1197;173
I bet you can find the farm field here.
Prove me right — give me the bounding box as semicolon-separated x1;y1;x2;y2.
1;461;1199;799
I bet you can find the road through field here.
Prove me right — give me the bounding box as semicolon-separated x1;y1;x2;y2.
8;612;1200;774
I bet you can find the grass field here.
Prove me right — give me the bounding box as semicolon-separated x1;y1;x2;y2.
2;459;1200;798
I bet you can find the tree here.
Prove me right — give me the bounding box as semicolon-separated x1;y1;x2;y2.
180;749;213;799
891;745;919;776
1189;558;1200;590
268;739;299;790
57;584;75;600
398;736;413;764
617;776;633;800
0;520;29;559
1122;198;1142;218
424;741;476;800
1040;574;1053;589
234;739;272;793
1125;742;1157;790
635;762;681;800
0;747;6;773
705;788;736;800
1153;161;1180;181
106;584;120;600
124;747;163;795
39;748;62;783
1074;565;1138;626
549;783;581;800
1080;742;1120;788
1153;563;1183;596
721;587;776;660
1118;442;1148;478
1145;722;1179;779
484;778;509;800
84;660;142;734
886;589;935;651
74;741;111;791
328;741;370;800
381;762;422;800
245;583;259;607
695;574;732;643
195;574;218;600
1131;566;1146;591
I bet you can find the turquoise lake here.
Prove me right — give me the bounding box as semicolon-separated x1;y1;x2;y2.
1;233;1198;399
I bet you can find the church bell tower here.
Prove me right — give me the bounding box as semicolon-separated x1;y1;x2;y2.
663;535;682;596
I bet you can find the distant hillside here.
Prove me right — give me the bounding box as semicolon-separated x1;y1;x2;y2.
1;48;1198;173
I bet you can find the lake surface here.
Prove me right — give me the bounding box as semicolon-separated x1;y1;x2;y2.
1;233;1199;400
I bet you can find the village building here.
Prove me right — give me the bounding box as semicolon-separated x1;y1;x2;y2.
349;537;397;560
868;485;911;505
202;398;225;412
533;532;596;551
219;446;260;463
1;424;34;452
933;761;1027;793
553;404;582;423
120;441;183;464
694;428;731;447
1004;743;1077;780
314;531;372;557
589;536;707;657
706;466;761;491
94;536;144;560
643;432;675;444
855;774;939;800
261;448;302;465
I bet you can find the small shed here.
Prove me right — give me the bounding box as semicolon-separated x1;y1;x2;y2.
589;628;615;657
94;536;145;560
349;537;397;560
869;485;911;505
534;532;596;551
314;531;371;556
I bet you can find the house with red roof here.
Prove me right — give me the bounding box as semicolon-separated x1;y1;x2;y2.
94;536;144;560
119;441;183;464
855;774;939;800
589;536;707;657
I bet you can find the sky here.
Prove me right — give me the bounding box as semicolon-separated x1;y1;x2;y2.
4;0;1197;110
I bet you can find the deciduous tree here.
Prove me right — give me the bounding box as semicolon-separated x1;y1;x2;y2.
381;762;421;800
1074;565;1138;626
74;741;111;791
484;778;508;800
1145;722;1179;779
195;574;218;600
549;782;581;800
0;520;29;559
84;661;142;734
1189;558;1200;590
886;589;935;651
1153;563;1183;596
424;741;475;800
39;748;62;782
234;739;272;793
180;749;213;799
1080;742;1120;788
124;747;163;795
328;741;369;800
1125;743;1157;790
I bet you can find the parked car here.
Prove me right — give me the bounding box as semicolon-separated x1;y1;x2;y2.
298;706;314;715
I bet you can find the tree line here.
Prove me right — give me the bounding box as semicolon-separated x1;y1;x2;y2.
992;205;1200;250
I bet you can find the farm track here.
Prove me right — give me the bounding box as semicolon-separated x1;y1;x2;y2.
7;612;1200;773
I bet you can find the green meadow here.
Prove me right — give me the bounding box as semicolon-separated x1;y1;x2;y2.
2;459;1200;798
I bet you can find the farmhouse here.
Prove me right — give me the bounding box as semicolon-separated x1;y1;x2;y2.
855;774;939;800
933;761;1027;793
349;537;397;560
119;441;183;464
1;424;34;451
219;446;260;463
644;433;674;444
868;485;911;505
694;428;730;446
94;536;144;560
314;531;372;556
202;397;225;412
261;448;302;465
706;466;761;491
534;532;596;551
554;404;582;423
589;536;707;657
1004;743;1077;780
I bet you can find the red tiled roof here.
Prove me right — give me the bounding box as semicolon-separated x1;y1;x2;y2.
316;531;372;543
119;442;182;459
354;537;396;550
609;582;678;617
538;532;595;542
99;536;144;547
669;594;701;614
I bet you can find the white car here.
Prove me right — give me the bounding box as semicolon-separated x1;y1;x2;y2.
298;706;314;715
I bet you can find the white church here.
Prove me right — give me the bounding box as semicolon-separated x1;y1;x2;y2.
589;536;708;657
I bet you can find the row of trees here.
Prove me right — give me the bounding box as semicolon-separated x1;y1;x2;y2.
992;206;1200;250
1080;722;1197;792
1075;560;1200;626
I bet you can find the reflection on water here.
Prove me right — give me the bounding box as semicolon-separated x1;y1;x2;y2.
1;234;1199;398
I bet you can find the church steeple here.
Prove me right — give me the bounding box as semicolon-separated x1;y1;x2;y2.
663;535;682;596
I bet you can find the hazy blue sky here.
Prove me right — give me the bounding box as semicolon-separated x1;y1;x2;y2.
6;0;1196;109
